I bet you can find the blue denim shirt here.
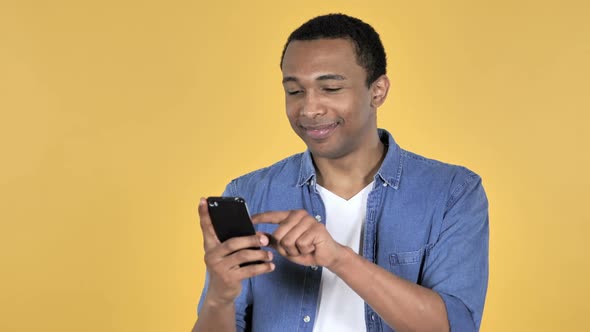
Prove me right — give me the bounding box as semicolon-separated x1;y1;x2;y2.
198;129;489;332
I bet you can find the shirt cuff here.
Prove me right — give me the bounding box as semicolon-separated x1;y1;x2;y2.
439;292;477;332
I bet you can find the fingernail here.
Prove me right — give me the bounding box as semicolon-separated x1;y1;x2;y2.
199;198;206;206
259;235;269;246
269;263;275;271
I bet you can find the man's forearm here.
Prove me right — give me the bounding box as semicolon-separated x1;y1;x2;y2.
192;297;237;332
330;246;449;332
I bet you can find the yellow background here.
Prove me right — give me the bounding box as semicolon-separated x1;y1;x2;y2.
1;0;588;331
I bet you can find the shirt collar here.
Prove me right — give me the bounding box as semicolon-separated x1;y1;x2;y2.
296;128;403;190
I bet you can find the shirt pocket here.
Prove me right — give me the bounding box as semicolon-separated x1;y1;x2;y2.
388;247;426;283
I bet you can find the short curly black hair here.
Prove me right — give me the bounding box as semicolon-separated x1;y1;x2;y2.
280;13;387;87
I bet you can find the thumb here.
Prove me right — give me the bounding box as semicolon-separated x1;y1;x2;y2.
198;197;220;250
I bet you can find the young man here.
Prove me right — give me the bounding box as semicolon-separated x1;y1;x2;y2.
194;14;488;332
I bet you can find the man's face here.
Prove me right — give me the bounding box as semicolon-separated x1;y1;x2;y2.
281;38;381;160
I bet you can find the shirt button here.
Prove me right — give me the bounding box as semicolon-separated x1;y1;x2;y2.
311;265;318;271
315;215;322;222
371;313;377;321
303;315;311;323
382;183;387;187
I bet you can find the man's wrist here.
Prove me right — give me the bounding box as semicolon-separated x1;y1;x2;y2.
203;293;236;310
326;245;358;275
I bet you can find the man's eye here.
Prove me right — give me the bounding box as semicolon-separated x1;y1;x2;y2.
323;87;342;93
287;90;303;95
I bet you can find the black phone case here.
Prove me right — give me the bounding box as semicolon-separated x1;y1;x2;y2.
206;197;262;266
206;196;256;242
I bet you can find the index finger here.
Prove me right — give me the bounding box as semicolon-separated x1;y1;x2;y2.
198;197;221;250
251;210;291;225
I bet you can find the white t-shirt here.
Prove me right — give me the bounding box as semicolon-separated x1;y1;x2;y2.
312;182;373;332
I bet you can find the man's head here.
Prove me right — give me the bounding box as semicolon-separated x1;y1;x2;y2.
280;13;387;87
280;14;390;160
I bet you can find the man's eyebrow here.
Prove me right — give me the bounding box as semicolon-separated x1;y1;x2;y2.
282;76;298;84
316;74;346;81
282;74;347;84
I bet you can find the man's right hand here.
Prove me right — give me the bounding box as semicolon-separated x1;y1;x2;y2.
198;198;275;306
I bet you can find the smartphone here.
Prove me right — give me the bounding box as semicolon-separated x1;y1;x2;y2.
206;196;262;266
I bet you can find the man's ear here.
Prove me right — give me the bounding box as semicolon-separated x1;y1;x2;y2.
370;75;390;108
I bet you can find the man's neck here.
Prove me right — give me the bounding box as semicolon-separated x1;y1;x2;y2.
314;136;386;200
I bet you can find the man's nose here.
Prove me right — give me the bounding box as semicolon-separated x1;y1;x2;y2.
301;92;326;118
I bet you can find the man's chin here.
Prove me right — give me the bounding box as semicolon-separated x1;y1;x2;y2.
307;144;349;161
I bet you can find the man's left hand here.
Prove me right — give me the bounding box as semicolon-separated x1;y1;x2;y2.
252;210;348;269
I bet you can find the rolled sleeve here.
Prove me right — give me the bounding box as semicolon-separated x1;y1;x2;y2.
439;292;477;331
423;171;489;331
197;272;252;332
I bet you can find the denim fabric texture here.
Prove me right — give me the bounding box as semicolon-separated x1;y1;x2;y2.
198;129;489;332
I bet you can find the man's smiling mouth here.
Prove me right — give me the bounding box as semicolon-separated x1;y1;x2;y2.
300;122;339;140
